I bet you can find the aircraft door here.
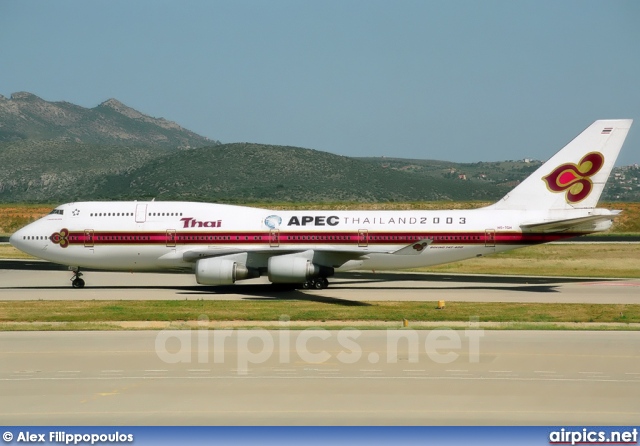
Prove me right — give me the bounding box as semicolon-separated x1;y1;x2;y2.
485;229;496;248
166;229;176;247
135;204;147;223
358;229;368;247
270;230;280;247
84;230;94;248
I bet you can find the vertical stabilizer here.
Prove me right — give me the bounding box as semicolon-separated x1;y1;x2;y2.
488;119;632;210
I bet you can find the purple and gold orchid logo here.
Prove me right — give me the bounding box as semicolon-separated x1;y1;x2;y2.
542;152;605;204
412;241;428;252
51;228;70;248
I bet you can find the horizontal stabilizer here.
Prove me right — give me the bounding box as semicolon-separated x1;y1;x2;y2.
391;239;433;255
520;212;621;233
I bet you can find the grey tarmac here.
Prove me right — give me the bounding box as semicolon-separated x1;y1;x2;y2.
0;330;638;425
0;260;639;303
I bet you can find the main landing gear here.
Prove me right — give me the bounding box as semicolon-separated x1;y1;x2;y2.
302;277;329;290
70;267;85;289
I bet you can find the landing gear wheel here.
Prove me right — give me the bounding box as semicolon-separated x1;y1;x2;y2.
314;278;330;289
72;278;85;288
302;278;328;290
316;277;329;290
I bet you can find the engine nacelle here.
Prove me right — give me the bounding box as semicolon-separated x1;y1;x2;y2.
196;257;255;285
268;254;333;283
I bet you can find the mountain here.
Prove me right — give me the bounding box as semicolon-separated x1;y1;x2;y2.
1;138;633;203
0;92;217;149
0;141;509;203
0;92;633;203
100;143;508;203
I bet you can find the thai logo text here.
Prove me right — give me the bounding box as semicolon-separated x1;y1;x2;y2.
180;217;222;228
542;152;604;204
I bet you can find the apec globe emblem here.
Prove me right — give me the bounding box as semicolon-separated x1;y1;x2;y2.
264;215;282;229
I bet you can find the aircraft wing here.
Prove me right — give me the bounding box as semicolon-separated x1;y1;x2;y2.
520;212;621;233
181;246;371;264
181;239;435;263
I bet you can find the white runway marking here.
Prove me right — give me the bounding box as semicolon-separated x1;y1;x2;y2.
1;375;639;383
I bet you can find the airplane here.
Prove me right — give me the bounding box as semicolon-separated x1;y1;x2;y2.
10;119;633;289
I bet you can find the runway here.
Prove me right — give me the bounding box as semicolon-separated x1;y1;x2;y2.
2;260;639;426
1;330;638;425
1;259;639;303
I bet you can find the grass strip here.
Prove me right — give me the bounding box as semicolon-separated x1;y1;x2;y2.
1;301;639;325
1;321;639;331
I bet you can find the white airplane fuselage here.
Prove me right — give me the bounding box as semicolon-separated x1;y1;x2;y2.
10;201;611;272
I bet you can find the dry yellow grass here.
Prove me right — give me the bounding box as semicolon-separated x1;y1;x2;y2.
416;243;640;278
0;245;35;260
0;204;55;235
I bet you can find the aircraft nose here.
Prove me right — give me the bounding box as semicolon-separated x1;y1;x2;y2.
9;228;25;250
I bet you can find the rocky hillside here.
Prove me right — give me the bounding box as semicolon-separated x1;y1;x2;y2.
0;140;172;202
0;141;509;203
0;92;217;149
103;143;507;203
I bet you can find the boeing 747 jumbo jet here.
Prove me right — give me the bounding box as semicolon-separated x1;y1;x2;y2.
10;119;633;289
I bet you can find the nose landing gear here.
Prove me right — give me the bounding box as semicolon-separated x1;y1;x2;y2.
70;267;85;288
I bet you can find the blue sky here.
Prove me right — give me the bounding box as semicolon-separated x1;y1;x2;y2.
1;1;639;164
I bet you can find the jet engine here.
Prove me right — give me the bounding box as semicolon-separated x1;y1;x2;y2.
268;254;333;283
196;257;257;285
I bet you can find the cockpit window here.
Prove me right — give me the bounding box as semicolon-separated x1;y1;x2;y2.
48;209;64;215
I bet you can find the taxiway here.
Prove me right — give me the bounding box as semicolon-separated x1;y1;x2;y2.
0;260;638;303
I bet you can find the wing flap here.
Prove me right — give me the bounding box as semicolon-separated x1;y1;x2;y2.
391;239;433;255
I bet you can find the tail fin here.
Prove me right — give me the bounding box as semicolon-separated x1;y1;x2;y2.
488;119;633;210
